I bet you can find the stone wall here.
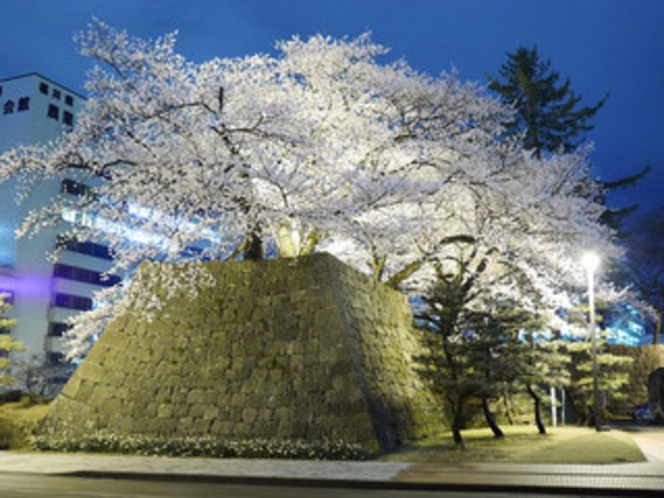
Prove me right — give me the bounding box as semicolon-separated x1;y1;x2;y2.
40;254;444;452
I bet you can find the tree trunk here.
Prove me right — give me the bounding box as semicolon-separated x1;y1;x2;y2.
242;231;264;260
527;384;546;435
653;310;662;346
482;397;504;438
502;393;515;425
450;398;466;447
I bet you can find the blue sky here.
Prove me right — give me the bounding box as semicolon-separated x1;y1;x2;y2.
1;0;662;213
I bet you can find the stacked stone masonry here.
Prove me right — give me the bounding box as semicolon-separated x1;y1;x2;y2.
40;254;443;452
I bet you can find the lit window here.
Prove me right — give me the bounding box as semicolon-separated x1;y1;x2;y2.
62;111;73;126
3;100;14;114
53;263;121;287
65;95;74;106
39;82;48;94
52;89;61;100
17;97;30;111
52;292;93;311
47;104;59;120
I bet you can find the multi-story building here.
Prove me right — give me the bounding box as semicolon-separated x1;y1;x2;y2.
0;73;117;388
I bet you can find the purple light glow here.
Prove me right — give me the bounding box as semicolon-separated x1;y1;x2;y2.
0;272;52;301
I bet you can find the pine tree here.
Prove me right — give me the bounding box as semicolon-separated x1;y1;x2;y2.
0;295;24;387
487;46;608;158
564;301;633;426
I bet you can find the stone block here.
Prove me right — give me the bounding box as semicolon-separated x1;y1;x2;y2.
39;254;444;453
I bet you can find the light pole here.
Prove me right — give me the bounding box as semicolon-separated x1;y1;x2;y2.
582;251;601;431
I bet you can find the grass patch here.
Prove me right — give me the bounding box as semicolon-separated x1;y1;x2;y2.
0;397;645;464
379;425;646;464
0;396;51;450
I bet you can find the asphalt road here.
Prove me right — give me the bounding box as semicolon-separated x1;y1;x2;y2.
0;473;612;498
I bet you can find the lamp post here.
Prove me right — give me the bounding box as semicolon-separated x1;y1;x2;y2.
582;251;601;431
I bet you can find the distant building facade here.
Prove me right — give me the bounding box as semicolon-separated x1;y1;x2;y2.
0;73;116;387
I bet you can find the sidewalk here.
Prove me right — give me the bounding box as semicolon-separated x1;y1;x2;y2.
1;428;663;496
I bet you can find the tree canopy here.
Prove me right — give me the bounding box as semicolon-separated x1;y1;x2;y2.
0;21;621;357
487;45;608;157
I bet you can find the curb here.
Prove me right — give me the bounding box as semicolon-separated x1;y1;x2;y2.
56;469;664;497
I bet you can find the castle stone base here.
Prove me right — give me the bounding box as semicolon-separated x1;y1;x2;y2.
40;254;443;452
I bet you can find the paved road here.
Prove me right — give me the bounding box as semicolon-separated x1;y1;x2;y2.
0;423;663;496
0;473;613;498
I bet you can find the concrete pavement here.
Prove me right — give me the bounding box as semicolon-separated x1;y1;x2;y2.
0;427;663;496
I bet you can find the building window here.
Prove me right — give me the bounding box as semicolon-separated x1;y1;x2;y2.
65;95;74;106
3;100;14;114
0;86;3;97
18;97;30;111
56;235;113;261
46;351;65;367
52;292;93;311
61;178;95;198
62;111;73;126
47;104;59;120
53;263;121;287
39;82;48;95
52;89;61;100
48;322;71;337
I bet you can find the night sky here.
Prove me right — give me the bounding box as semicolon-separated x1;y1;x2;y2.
2;0;662;214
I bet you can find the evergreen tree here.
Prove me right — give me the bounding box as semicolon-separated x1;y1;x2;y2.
462;305;537;438
487;45;608;158
414;251;569;442
487;45;650;237
415;265;479;447
598;165;651;239
517;331;570;434
0;295;24;387
622;207;664;344
564;302;632;426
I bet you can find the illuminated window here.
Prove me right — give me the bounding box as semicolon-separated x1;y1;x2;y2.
52;292;93;311
53;263;121;287
56;235;113;261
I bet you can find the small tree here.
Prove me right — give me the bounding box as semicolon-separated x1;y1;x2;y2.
564;330;632;426
415;264;479;447
461;306;531;439
517;330;570;435
0;295;24;387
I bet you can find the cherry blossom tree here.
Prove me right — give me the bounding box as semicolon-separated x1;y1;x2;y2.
0;20;621;358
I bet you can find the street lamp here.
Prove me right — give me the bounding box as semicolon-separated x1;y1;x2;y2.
582;251;601;431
